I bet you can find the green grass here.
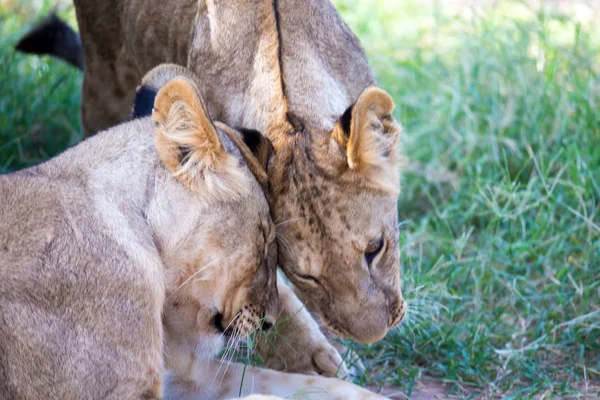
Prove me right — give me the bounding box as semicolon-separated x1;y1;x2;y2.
334;0;600;398
0;1;81;173
1;0;599;398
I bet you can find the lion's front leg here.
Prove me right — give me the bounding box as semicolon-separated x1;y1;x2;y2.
255;275;349;378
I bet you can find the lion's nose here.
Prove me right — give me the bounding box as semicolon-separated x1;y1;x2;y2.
213;312;226;333
261;316;275;331
390;299;408;328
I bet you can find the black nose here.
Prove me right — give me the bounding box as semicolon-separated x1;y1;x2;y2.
261;316;274;331
213;312;224;332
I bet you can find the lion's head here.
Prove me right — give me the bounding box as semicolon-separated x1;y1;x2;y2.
268;87;407;344
137;69;279;366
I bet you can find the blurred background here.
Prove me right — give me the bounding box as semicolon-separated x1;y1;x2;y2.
1;0;598;398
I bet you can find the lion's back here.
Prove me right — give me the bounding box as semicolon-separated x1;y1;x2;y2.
0;171;160;399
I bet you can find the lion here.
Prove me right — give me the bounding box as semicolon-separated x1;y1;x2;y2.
0;67;281;399
0;62;387;399
17;0;408;376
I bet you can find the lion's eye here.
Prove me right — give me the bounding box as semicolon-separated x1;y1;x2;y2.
291;271;320;286
365;238;384;267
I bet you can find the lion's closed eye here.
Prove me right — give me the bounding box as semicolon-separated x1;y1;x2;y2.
292;272;320;286
364;237;384;267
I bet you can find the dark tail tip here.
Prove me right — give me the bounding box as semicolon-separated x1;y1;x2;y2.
15;13;84;70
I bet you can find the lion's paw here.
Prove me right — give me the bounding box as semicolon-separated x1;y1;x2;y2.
260;335;349;379
312;342;349;378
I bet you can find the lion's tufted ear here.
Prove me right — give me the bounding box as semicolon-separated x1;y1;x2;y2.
332;87;402;193
153;77;250;202
237;128;273;175
211;124;273;190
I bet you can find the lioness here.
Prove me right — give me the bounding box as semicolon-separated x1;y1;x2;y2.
0;68;280;399
18;0;407;375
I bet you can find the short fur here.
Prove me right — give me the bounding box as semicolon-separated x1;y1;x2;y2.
0;77;279;399
163;272;387;399
17;0;408;374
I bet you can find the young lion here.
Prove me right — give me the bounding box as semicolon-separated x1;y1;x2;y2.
17;0;408;376
0;73;279;399
121;64;389;399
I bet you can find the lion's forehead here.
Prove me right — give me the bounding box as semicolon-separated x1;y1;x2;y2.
278;168;397;234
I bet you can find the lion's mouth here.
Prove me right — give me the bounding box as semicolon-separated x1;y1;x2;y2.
215;305;272;338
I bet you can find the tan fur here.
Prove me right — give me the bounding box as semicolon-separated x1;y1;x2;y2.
138;66;387;399
166;360;386;399
136;70;382;400
216;122;271;189
0;76;278;399
162;271;388;399
59;0;406;374
264;85;406;345
134;63;272;188
334;87;403;193
153;78;252;203
256;275;349;377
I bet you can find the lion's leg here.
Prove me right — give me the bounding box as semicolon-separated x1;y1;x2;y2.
80;55;141;136
74;0;143;136
255;275;348;378
166;361;386;399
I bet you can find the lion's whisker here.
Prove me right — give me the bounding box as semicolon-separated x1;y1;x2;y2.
169;257;220;297
214;311;241;346
275;232;294;256
397;220;411;229
212;313;243;386
219;327;241;385
275;216;309;227
212;337;234;387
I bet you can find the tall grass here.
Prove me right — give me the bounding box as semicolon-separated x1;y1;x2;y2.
0;1;81;173
335;0;600;397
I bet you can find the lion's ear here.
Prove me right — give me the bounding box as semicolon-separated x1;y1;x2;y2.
153;77;249;202
211;124;273;189
237;128;273;176
333;87;402;192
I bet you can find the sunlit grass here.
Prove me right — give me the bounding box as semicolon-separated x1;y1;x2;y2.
334;0;600;397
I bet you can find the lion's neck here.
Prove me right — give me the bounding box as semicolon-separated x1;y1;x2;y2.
38;118;156;208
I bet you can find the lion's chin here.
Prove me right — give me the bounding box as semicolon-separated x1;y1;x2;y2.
319;315;352;339
319;307;391;345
